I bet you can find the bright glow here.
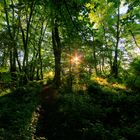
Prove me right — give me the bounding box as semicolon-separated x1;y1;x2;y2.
71;53;82;65
73;56;79;63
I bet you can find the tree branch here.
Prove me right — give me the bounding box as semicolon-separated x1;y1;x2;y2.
129;30;139;47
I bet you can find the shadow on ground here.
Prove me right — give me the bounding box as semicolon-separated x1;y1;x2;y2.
0;83;42;140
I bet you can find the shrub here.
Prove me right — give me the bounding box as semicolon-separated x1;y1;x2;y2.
126;57;140;91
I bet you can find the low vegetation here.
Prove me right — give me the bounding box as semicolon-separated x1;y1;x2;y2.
0;77;139;140
0;82;42;140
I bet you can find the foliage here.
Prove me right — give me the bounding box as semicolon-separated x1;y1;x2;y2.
0;82;42;140
35;80;140;140
126;57;140;91
0;0;140;139
0;0;139;85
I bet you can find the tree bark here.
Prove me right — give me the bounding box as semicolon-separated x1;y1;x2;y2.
111;3;120;78
4;0;16;80
92;33;97;75
52;19;61;88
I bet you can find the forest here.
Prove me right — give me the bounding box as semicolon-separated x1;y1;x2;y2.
0;0;140;139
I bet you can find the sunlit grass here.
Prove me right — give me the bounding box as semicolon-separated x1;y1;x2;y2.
92;77;127;90
95;77;108;86
0;89;11;97
111;83;126;90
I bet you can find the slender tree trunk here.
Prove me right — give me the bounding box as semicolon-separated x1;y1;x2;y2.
68;46;73;91
102;26;108;74
4;0;17;80
19;0;35;83
9;48;16;80
38;21;47;80
92;32;97;75
1;49;6;67
52;19;61;88
111;3;120;78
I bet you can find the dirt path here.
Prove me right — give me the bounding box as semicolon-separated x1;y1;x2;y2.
35;85;58;138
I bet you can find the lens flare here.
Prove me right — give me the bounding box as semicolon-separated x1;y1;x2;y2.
71;53;81;65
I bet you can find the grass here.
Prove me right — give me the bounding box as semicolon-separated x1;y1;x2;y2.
0;77;140;140
35;78;140;140
0;82;42;140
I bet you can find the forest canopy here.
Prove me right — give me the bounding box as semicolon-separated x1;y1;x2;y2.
0;0;140;88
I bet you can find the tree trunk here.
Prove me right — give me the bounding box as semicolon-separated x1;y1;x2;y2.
20;0;35;83
52;19;61;88
38;21;47;80
92;33;97;75
4;0;17;80
111;3;120;78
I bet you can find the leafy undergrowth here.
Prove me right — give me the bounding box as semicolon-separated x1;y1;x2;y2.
0;79;140;140
35;80;140;140
92;77;130;92
0;82;42;140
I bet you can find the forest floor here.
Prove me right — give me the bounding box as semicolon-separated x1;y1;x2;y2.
0;78;140;140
